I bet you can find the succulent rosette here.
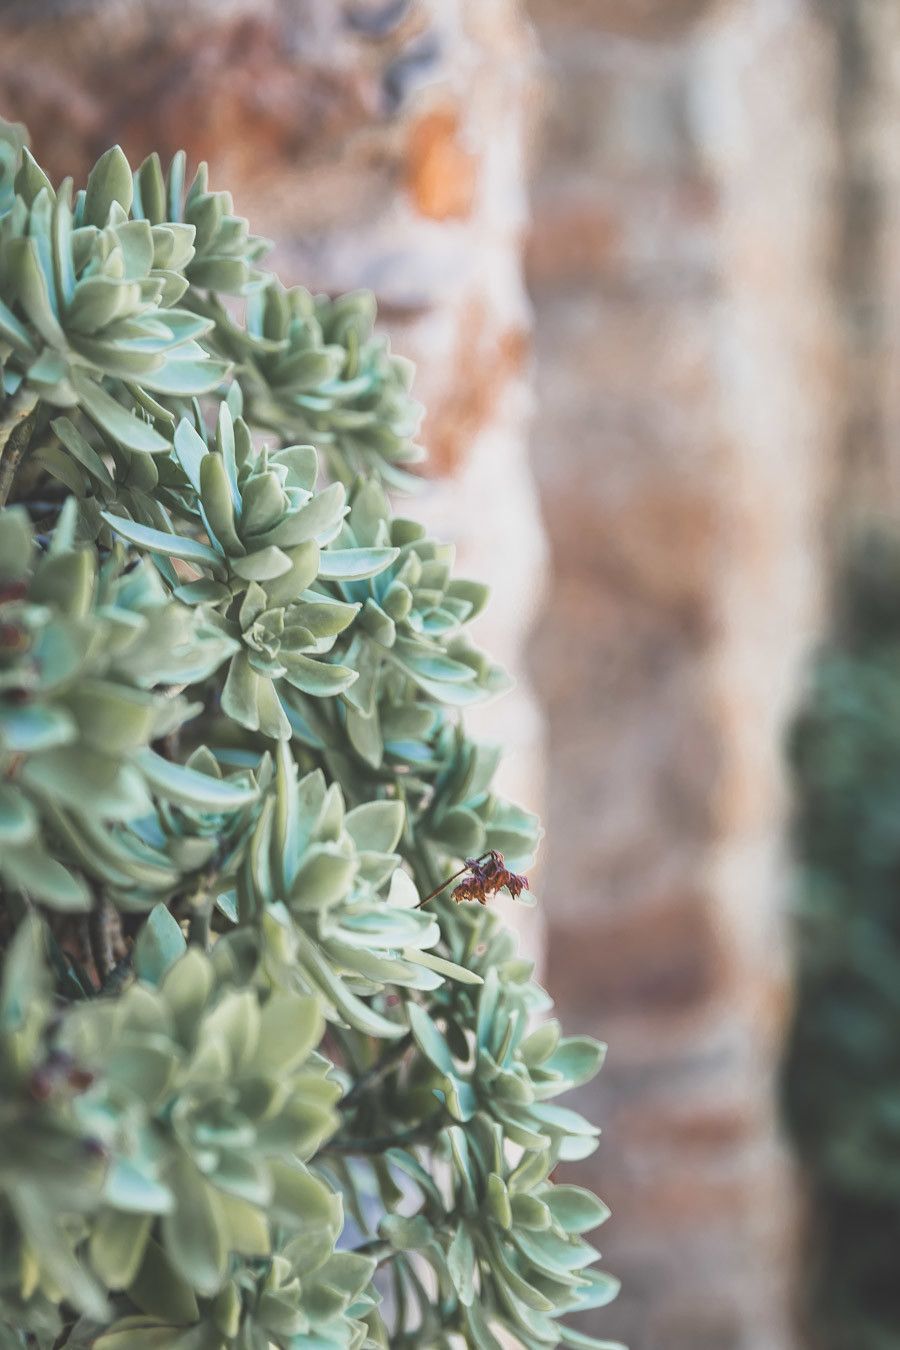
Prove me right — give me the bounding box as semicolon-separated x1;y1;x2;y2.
191;280;425;491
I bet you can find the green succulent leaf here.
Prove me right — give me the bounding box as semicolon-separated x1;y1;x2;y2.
133;904;187;986
101;513;224;571
135;749;258;809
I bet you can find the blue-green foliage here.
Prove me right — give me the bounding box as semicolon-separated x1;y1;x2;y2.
0;122;621;1350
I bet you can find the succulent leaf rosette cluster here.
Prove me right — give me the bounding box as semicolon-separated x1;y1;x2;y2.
0;121;621;1350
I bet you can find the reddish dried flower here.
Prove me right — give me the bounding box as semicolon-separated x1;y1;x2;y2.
28;1051;95;1101
416;850;530;909
0;622;28;652
28;1068;54;1102
451;850;529;906
67;1067;96;1092
0;581;27;606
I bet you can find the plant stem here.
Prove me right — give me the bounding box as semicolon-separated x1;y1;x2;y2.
88;895;116;985
0;390;39;507
340;1031;414;1108
415;862;471;909
324;1112;443;1156
182;866;220;950
414;852;494;909
100;954;134;995
350;1238;396;1265
188;889;214;950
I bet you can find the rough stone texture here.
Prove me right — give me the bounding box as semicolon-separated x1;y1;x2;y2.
820;0;900;518
525;1;841;1346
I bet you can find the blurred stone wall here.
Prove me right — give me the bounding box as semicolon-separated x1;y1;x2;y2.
524;0;900;1347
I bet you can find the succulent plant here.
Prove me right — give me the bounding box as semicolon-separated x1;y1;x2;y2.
0;145;229;444
101;398;382;740
373;1115;619;1350
92;1235;376;1350
194;282;425;491
0;503;240;910
65;930;340;1306
0;919;108;1337
132;151;271;300
0;120;620;1350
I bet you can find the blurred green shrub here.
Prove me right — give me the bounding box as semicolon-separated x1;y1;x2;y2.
784;526;900;1350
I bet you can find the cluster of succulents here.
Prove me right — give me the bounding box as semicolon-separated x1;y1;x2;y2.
195;282;425;491
0;502;241;911
0;120;620;1350
783;527;900;1350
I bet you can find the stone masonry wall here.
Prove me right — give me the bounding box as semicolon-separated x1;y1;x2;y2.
525;2;841;1347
